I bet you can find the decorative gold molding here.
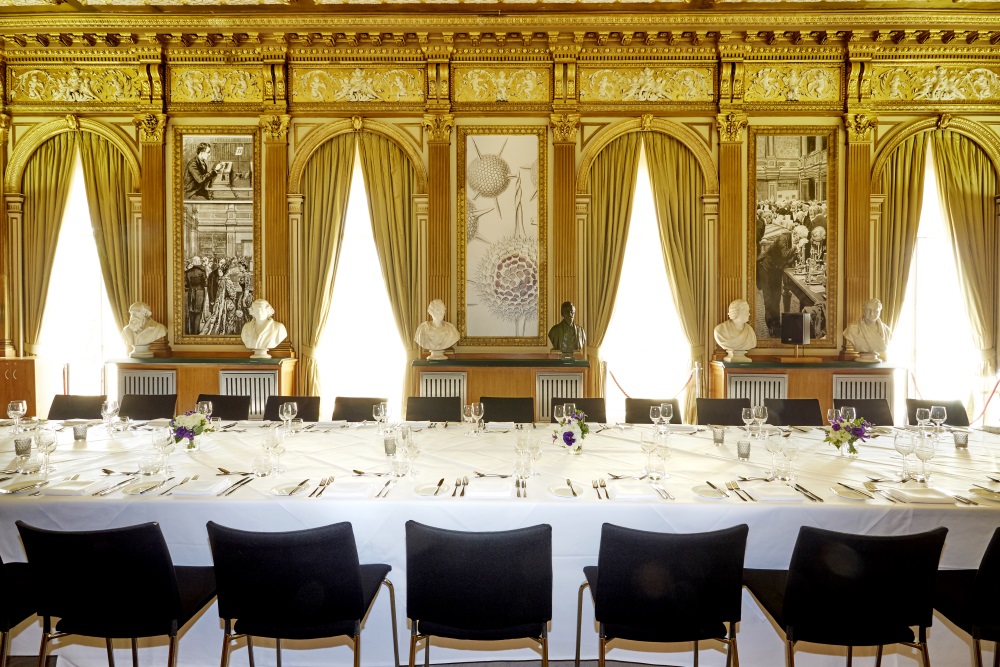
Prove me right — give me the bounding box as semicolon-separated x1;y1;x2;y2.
453;65;549;104
289;66;425;107
576;117;719;195
743;63;841;104
844;111;877;142
4;117;139;193
578;64;714;104
0;115;10;145
870;63;1000;106
259;114;290;141
133;112;167;143
168;65;265;105
716;111;748;143
7;64;145;109
549;113;580;144
288;117;427;195
422;113;454;143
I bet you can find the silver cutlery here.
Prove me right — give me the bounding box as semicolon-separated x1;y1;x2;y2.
452;477;461;497
863;481;900;503
376;480;395;498
287;479;309;496
726;481;748;501
837;481;874;499
599;479;610;499
730;480;755;501
793;483;824;502
217;468;251;476
952;493;979;506
353;469;387;477
159;476;191;496
608;473;648;480
706;480;730;498
0;476;11;484
738;475;772;482
461;476;469;496
102;468;138;475
433;478;445;496
94;476;137;496
566;478;577;497
310;476;333;497
2;480;49;494
140;477;174;495
474;471;511;478
223;477;253;496
592;479;602;499
516;479;521;498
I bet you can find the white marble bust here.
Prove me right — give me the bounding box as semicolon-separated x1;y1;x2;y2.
241;299;287;359
414;299;460;360
844;298;891;362
122;301;166;358
714;299;757;363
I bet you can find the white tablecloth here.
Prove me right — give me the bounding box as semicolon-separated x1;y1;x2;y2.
2;422;999;667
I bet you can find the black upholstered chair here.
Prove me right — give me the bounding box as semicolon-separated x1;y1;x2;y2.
119;394;178;421
16;521;216;667
405;521;552;667
207;521;398;667
549;397;607;424
405;396;462;422
576;523;748;667
194;394;251;421
935;527;1000;667
744;526;948;667
833;398;894;426
0;553;35;667
763;398;824;426
478;397;534;423
332;396;389;422
624;398;682;424
262;395;321;422
47;394;106;420
695;398;751;426
906;399;970;427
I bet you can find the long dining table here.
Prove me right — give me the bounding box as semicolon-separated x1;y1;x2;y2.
2;419;999;667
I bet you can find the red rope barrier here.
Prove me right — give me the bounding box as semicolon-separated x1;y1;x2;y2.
608;366;695;401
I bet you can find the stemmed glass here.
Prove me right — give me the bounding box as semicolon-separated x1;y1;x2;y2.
741;407;754;436
826;407;841;425
553;404;566;423
653;434;671;479
278;401;298;430
36;426;57;473
752;404;768;428
196;400;213;421
563;403;576;417
264;428;287;473
660;403;674;427
914;432;936;482
915;407;931;432
894;431;915;481
373;402;387;435
929;405;947;440
7;400;27;433
649;405;662;429
840;406;857;422
101;399;120;430
764;430;783;480
528;437;543;477
780;439;800;482
463;405;476;435
640;431;657;477
472;402;485;434
152;427;176;473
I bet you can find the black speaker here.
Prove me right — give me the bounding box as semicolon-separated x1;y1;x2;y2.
781;313;812;345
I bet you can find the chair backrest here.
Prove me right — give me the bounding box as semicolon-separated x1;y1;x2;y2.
784;526;947;645
833;398;893;426
549;397;607;424
207;521;365;631
195;394;251;421
262;395;321;422
0;555;34;633
971;527;1000;630
763;398;824;426
405;521;552;633
405;396;462;422
332;396;389;422
595;523;748;632
695;398;751;426
47;394;106;420
478;397;534;423
905;399;970;427
624;398;682;424
119;394;178;421
16;521;182;638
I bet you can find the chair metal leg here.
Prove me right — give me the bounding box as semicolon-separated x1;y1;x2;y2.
131;638;139;667
598;635;607;667
106;638;116;667
424;635;429;667
220;632;234;667
0;630;7;667
353;635;361;667
383;579;401;667
918;641;931;667
275;638;282;667
541;633;548;667
693;640;699;667
575;582;589;667
407;630;418;667
167;635;179;667
847;645;852;667
785;639;796;667
247;636;256;667
876;645;884;667
974;639;984;667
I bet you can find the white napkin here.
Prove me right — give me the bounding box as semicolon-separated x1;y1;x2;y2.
744;484;805;502
41;479;99;496
465;477;511;498
323;481;374;498
486;422;515;431
665;424;698;433
610;482;659;500
313;421;347;428
170;480;230;496
401;421;431;429
148;418;172;427
886;486;955;504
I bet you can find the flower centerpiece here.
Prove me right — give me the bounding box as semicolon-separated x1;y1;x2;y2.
823;415;873;456
552;410;590;454
170;411;213;451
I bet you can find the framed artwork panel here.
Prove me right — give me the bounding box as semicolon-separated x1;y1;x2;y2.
747;126;838;348
457;126;548;346
172;127;261;345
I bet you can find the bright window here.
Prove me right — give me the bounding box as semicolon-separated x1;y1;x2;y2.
315;148;407;419
36;151;125;413
600;142;692;423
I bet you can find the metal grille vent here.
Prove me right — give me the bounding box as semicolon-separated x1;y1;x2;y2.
832;375;893;405
536;373;585;422
118;370;177;400
219;370;277;420
419;372;467;403
727;374;788;404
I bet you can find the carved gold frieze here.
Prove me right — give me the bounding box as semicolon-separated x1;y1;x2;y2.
168;66;265;105
452;66;549;105
8;65;144;107
743;64;842;106
289;66;424;107
579;65;713;103
871;64;1000;104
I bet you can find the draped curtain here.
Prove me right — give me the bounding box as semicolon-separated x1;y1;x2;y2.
875;132;928;331
643;132;706;425
582;132;643;397
357;132;421;403
78;132;136;330
22;133;77;351
298;133;356;394
931;130;999;376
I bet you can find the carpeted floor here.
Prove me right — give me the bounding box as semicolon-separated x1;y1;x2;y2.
8;658;57;667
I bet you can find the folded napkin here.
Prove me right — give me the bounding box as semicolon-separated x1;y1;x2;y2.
401;421;431;429
486;422;515;431
886;486;955;504
323;481;374;498
170;480;230;496
744;484;805;502
41;479;99;496
148;418;172;427
465;477;512;498
610;482;659;500
665;424;698;434
312;421;347;428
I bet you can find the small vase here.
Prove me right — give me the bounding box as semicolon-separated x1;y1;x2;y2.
839;442;858;459
186;436;200;452
569;443;583;455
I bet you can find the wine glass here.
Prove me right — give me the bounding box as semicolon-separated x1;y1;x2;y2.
840;406;856;422
653;434;671;479
649;405;662;428
563;403;576;417
373;402;387;435
463;404;476;435
101;399;120;430
660;403;674;426
152;427;176;473
741;407;754;435
752;404;768;427
914;407;931;431
553;404;566;423
640;431;657;476
528;437;543;477
196;400;213;421
403;428;421;474
894;431;915;481
764;431;783;480
472;402;485;435
929;405;947;440
914;432;936;482
278;401;298;429
826;407;841;425
36;427;57;473
264;429;287;473
7;400;27;433
780;439;800;482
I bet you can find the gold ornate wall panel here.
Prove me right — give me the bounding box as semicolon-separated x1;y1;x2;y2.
290;66;425;110
741;46;845;112
165;41;287;113
169;66;265;107
451;47;552;113
869;47;1000;112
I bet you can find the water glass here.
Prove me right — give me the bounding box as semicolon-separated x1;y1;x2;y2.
138;453;163;476
752;404;768;426
929;405;947;439
894;431;915;480
660;403;674;425
390;451;410;478
826;407;841;425
741;407;754;434
72;423;89;441
953;430;969;448
101;399;120;428
289;418;304;433
649;405;662;426
712;426;726;445
196;400;214;420
552;404;565;423
914;407;931;429
513;452;532;481
252;453;273;477
373;402;388;435
563;403;576;417
737;439;751;461
528;437;543;477
840;406;856;421
463;404;476;435
914;432;936;482
279;401;298;427
7;400;27;433
764;431;783;480
640;431;657;475
36;428;57;473
14;436;35;474
780;439;800;482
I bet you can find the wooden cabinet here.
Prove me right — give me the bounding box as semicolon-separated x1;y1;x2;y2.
0;357;37;417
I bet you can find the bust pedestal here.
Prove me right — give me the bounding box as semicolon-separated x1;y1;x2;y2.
130;344;154;359
250;348;272;359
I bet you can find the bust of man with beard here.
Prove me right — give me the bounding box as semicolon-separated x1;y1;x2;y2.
122;301;167;357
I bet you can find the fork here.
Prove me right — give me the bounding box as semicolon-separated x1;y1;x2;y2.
592;480;602;499
731;480;755;501
452;477;461;497
608;473;648;480
310;476;332;497
599;479;610;499
726;481;748;501
461;476;468;497
863;481;900;503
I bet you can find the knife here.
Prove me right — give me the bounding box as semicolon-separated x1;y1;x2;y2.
432;478;445;496
377;480;393;498
223;476;254;496
706;480;730;498
837;482;874;499
566;478;577;497
94;476;136;496
140;477;174;495
7;480;49;494
288;479;309;496
794;483;824;502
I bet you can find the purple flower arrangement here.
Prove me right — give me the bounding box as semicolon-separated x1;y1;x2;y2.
823;415;873;455
552;410;590;452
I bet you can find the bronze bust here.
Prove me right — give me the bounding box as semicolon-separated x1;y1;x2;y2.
548;301;587;356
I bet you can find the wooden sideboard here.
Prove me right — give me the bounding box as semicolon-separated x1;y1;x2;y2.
0;357;36;417
709;360;897;418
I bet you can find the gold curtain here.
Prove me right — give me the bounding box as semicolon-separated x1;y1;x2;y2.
298;133;356;394
643;132;705;425
78;131;136;330
22;132;78;350
931;130;999;376
582;132;643;397
876;132;928;331
357;132;421;403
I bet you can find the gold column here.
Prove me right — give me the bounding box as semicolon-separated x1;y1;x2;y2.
421;114;454;311
132;113;170;356
550;113;580;308
843;112;876;342
260;115;291;348
0;114;13;356
715;112;748;337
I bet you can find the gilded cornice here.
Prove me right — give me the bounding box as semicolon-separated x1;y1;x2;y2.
844;111;877;143
260;113;290;141
422;113;454;143
549;113;579;144
133;111;166;142
716;111;747;143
